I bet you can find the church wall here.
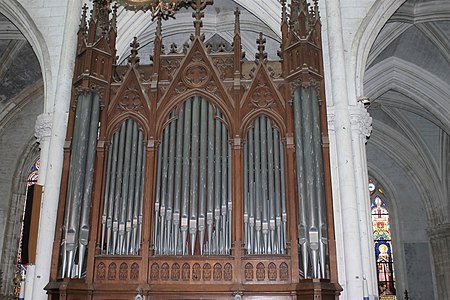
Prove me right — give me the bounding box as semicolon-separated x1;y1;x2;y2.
367;143;436;299
0;92;43;296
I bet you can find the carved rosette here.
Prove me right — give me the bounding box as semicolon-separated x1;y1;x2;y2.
118;88;144;112
251;83;275;109
182;62;211;88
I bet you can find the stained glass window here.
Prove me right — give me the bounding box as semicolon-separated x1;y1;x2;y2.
15;159;40;298
369;178;396;299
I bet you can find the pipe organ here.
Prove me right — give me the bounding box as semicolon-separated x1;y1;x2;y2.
47;0;341;299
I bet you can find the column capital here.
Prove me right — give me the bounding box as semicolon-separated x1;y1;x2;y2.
349;104;372;138
35;113;53;143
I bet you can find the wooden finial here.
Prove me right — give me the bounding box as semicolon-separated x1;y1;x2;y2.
234;8;241;35
255;32;267;64
128;37;140;66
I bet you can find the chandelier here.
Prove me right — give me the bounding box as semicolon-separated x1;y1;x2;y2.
117;0;192;20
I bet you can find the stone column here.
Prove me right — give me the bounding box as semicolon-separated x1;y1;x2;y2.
31;0;83;299
428;223;450;300
349;104;378;298
324;0;377;298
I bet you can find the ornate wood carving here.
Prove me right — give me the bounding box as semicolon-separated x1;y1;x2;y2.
48;0;341;298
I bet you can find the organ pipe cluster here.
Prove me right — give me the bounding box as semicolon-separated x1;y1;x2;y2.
243;116;287;255
154;96;232;255
100;119;146;255
60;92;100;278
293;87;329;278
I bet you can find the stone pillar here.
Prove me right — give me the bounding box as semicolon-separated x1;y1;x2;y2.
324;0;377;298
349;105;378;298
31;0;83;299
428;223;450;300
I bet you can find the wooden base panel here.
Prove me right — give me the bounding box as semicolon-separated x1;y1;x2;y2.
46;279;341;300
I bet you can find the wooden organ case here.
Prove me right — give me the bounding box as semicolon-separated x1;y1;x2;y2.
46;0;341;299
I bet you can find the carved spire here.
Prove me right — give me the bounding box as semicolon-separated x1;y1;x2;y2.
289;0;320;38
255;32;267;65
234;7;240;35
281;0;287;24
111;2;118;31
79;3;89;37
191;0;212;38
128;37;140;66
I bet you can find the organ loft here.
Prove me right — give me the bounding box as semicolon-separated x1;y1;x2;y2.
46;0;341;298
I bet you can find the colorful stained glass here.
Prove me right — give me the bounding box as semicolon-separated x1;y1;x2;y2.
15;158;40;297
369;178;396;299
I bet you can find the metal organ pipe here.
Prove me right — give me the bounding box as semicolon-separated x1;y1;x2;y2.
243;116;287;255
100;118;146;256
60;92;100;278
153;97;232;255
293;87;329;279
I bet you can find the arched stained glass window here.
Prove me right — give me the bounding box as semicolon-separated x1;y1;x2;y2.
369;178;396;299
15;158;40;298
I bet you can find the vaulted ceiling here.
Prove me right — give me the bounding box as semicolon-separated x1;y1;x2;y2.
365;0;450;225
0;13;42;113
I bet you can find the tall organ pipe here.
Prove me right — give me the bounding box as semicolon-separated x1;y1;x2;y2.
106;133;119;254
266;118;276;255
77;93;100;276
243;116;287;255
206;105;215;254
180;100;192;255
165;113;177;254
293;87;328;278
173;108;185;255
310;87;328;277
189;96;200;255
198;99;208;255
247;129;255;254
159;121;170;254
100;119;145;256
293;88;309;277
60;92;99;278
154;97;231;256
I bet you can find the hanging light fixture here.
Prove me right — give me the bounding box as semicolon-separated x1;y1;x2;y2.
117;0;192;20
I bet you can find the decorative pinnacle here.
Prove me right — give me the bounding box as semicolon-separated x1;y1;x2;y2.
80;3;88;35
255;32;267;64
281;0;287;23
128;37;140;66
111;2;118;30
234;8;240;34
